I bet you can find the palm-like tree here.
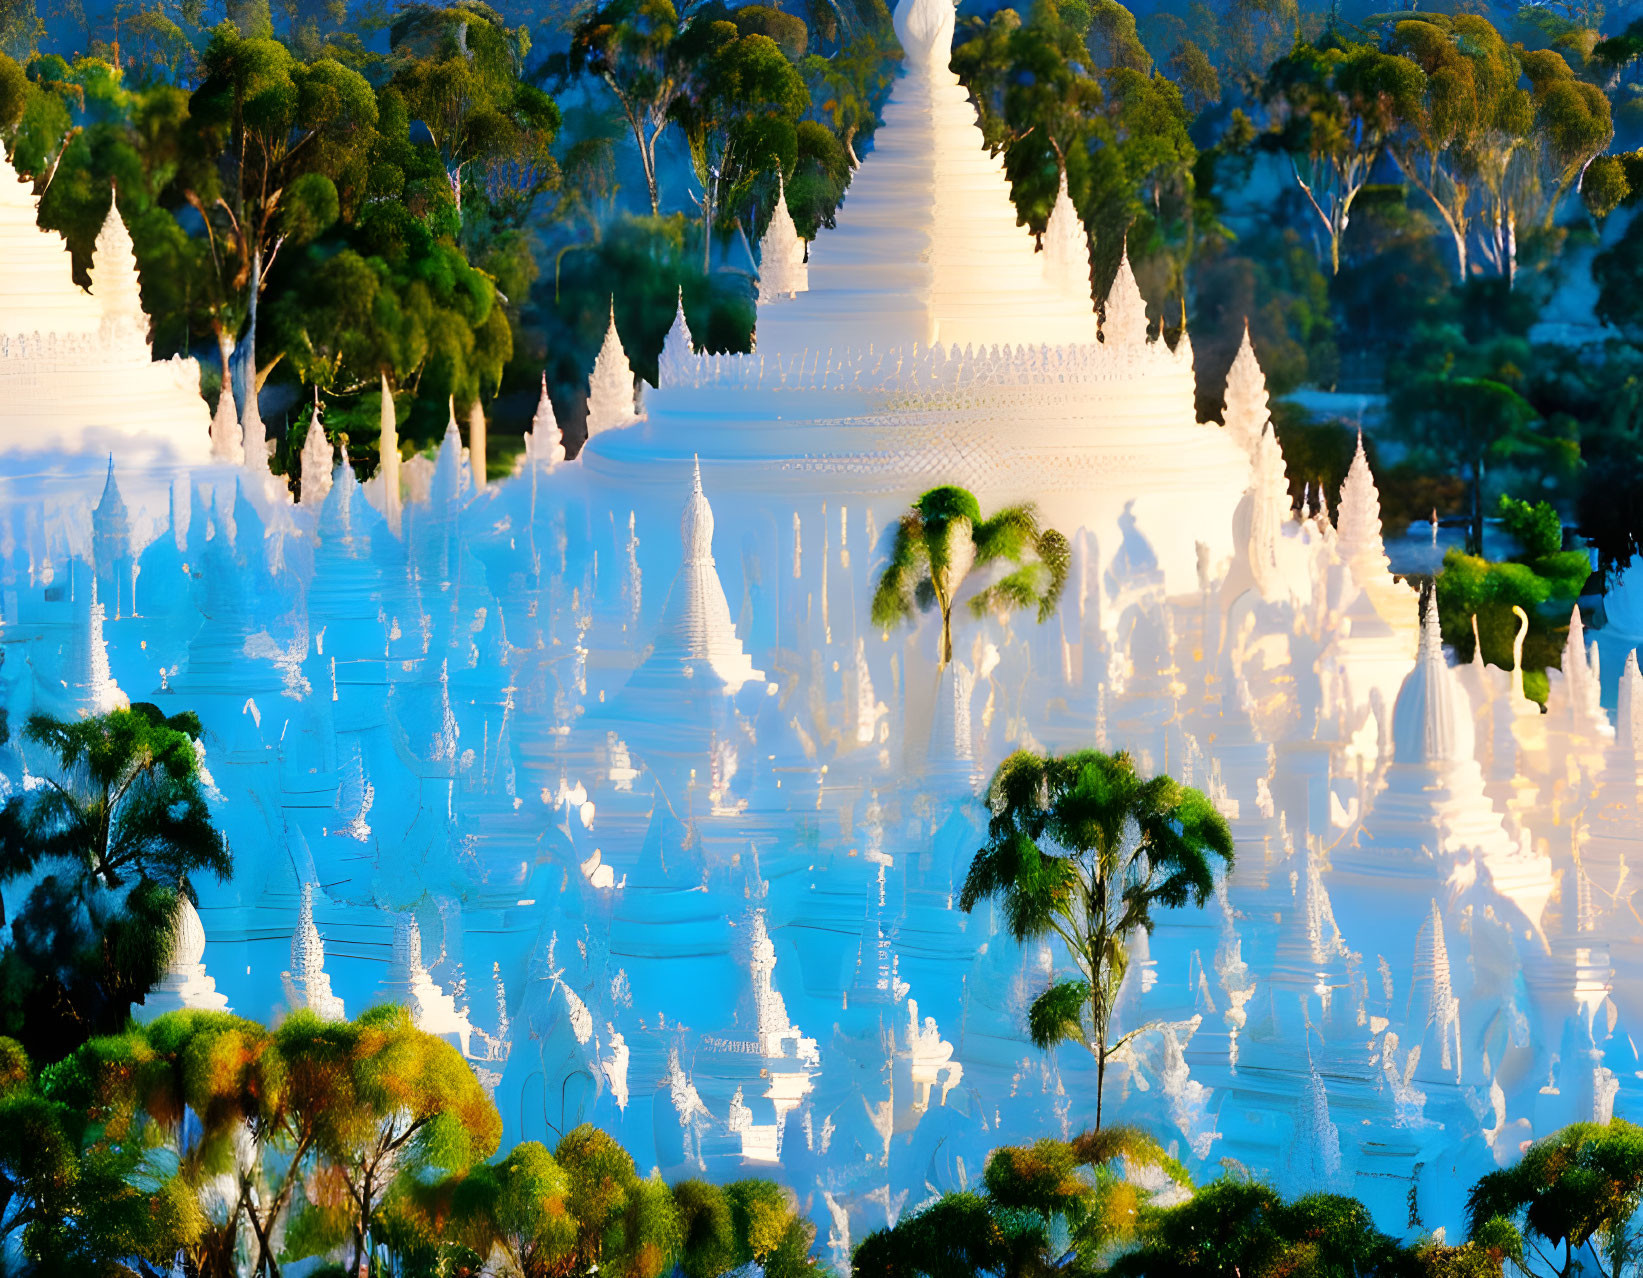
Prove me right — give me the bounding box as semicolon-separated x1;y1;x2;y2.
959;750;1234;1130
0;703;231;1062
871;486;1070;667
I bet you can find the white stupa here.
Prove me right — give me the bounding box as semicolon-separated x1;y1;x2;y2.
299;401;333;508
1041;170;1091;306
582;0;1251;590
138;896;230;1021
0;163;211;465
282;882;346;1021
524;373;565;466
585;303;640;439
377;912;473;1053
658;291;697;387
1336;433;1390;589
1222;323;1268;463
757;174;808;303
622;459;763;696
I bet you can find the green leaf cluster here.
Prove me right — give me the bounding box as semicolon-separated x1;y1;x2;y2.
855;1126;1189;1277
959;748;1232;1129
871;485;1070;667
0;705;230;1068
1435;493;1591;704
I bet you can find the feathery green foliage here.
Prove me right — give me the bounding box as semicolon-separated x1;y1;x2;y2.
872;485;1070;666
960;749;1232;1129
854;1125;1187;1277
0;704;230;1066
1468;1118;1643;1278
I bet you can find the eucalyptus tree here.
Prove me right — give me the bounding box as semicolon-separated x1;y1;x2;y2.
1262;37;1423;274
871;486;1069;668
555;1123;683;1278
853;1127;1191;1277
290;1003;501;1276
1385;14;1528;285
670;21;809;269
183;26;378;405
1474;45;1614;284
562;0;693;216
0;705;230;1065
959;749;1233;1130
387;0;561;229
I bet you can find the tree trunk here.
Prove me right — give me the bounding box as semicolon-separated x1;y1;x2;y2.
1470;456;1484;557
216;328;236;412
351;1181;370;1277
1096;1048;1106;1130
703;180;714;275
939;603;953;667
231;245;262;421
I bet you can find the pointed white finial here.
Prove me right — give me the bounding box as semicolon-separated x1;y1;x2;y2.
1223;323;1269;462
1621;649;1643;757
658;289;699;388
210;383;244;464
1101;239;1150;350
586;301;640;438
526;371;566;466
90;185;147;354
1418;587;1443;661
299;397;333;508
376;371;402;535
758;171;809;304
467;398;488;490
1336;429;1391;587
1042;168;1091;308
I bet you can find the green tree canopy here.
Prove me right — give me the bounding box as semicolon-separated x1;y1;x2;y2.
959;749;1233;1129
0;705;230;1065
871;485;1069;668
1468;1119;1643;1278
1262;37;1423;274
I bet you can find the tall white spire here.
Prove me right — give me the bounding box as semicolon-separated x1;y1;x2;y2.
431;403;467;509
1100;243;1149;350
525;372;565;465
585;301;640;439
1412;898;1462;1074
210;383;244;464
1390;592;1471;767
1335;431;1390;587
467;399;488;490
658;289;699;388
282;882;345;1021
378;372;402;534
629;459;763;693
89;189;148;356
1042;169;1091;307
299;399;333;508
1620;649;1643;758
378;913;473;1053
757;173;808;304
1245;421;1292;596
1223;322;1270;462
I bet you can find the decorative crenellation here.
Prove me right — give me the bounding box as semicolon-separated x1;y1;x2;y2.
0;331;99;360
657;330;1195;398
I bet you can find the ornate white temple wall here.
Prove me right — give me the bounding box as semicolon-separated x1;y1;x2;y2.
7;0;1643;1258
